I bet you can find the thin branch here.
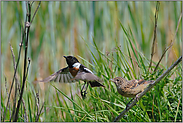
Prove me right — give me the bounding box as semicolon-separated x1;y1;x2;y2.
9;43;20;121
30;1;41;24
13;1;31;121
30;1;35;7
22;99;28;122
113;56;182;122
9;44;19;82
36;92;40;121
173;14;182;42
153;13;182;72
153;43;173;72
12;1;40;121
35;102;45;122
35;91;45;122
26;1;29;14
25;57;31;78
3;18;27;123
148;1;160;70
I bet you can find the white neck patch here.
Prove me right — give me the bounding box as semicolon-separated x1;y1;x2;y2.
84;68;94;74
73;63;81;68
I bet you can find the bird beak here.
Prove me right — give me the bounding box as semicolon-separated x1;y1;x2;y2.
63;56;67;59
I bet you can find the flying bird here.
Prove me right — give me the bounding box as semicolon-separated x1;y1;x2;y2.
36;56;105;99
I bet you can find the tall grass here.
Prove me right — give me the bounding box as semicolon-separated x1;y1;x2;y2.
1;1;182;122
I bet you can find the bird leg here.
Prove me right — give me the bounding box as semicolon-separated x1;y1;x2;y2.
83;82;89;98
81;82;89;99
135;93;141;102
126;93;141;110
81;82;86;98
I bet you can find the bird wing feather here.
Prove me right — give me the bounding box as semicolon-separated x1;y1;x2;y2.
34;67;76;83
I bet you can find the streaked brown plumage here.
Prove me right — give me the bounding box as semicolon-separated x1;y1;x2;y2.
110;77;154;110
110;77;154;98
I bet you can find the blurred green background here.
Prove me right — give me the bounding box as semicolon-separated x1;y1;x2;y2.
1;1;182;122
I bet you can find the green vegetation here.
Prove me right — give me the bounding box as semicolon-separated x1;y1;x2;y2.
1;1;182;122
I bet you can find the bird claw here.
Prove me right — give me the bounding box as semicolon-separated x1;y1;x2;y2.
81;90;87;99
135;94;139;102
126;96;139;111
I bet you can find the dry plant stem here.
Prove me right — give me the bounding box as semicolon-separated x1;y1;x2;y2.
154;14;182;72
30;1;34;7
36;92;40;121
173;14;182;42
13;2;41;121
22;99;28;122
35;102;45;122
149;1;160;70
31;1;41;24
26;57;31;78
113;56;182;122
13;2;31;121
9;44;20;121
154;43;173;72
9;44;19;84
3;19;27;123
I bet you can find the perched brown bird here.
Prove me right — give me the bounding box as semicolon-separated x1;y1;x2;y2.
110;77;154;109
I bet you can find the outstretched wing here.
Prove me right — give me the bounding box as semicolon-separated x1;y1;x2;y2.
35;67;76;83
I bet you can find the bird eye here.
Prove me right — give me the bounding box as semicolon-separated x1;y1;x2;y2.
117;79;119;81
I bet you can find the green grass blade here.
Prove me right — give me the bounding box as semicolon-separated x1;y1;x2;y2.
51;83;96;122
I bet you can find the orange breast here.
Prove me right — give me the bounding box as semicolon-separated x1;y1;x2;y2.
69;67;79;77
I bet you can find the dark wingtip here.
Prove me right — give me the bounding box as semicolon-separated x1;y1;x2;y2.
89;81;105;88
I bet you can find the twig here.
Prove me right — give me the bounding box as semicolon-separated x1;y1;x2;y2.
25;57;31;78
3;18;27;123
30;1;35;7
35;102;45;122
173;14;182;42
153;13;182;72
153;43;173;72
35;92;40;121
22;99;28;122
148;1;160;70
9;43;20;121
13;2;41;121
9;43;19;83
113;56;182;122
30;1;41;24
13;1;31;121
